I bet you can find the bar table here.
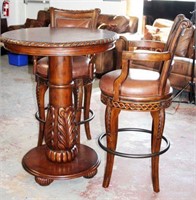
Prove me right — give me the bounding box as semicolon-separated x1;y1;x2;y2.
1;27;118;185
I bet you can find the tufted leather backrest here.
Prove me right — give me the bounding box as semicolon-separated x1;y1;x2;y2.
50;7;100;29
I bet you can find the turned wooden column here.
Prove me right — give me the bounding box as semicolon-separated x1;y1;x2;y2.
44;56;78;163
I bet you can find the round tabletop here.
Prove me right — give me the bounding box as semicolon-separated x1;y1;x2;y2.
0;27;118;56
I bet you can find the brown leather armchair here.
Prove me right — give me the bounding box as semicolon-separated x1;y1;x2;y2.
130;17;195;93
8;10;50;31
94;14;139;76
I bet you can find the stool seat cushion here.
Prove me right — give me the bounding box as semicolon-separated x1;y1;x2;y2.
36;56;91;79
99;69;172;100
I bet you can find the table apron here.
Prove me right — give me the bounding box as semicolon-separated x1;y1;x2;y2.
3;42;115;56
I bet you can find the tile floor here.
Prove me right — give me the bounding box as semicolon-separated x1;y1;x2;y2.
0;54;196;200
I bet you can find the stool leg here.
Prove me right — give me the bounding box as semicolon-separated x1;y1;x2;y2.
84;82;92;140
36;78;48;147
103;105;120;188
150;109;165;192
73;79;83;143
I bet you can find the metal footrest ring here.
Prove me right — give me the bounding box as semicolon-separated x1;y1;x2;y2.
35;106;95;125
98;128;170;159
76;106;95;125
35;107;48;124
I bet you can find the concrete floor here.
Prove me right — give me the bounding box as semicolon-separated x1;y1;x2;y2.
0;54;196;200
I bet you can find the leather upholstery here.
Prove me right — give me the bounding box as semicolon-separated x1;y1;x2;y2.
36;7;100;81
100;69;171;100
36;56;91;79
95;14;139;75
137;18;196;92
8;10;50;31
97;14;138;34
56;19;91;28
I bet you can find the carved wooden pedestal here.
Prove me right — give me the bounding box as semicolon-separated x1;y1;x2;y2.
22;144;100;186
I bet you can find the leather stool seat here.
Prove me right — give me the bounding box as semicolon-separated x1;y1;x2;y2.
36;56;91;79
100;69;172;100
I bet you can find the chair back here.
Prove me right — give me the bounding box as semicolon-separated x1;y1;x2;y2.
159;14;192;93
164;14;187;52
50;7;100;29
125;14;192;96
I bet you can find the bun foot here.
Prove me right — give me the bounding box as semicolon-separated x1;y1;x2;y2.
83;169;97;179
35;177;53;186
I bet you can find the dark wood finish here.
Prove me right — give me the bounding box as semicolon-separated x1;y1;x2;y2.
22;144;100;185
1;27;116;56
1;27;118;185
50;7;100;29
99;14;192;192
35;8;101;147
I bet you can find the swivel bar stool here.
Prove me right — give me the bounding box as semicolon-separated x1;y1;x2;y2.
98;14;192;192
34;7;101;146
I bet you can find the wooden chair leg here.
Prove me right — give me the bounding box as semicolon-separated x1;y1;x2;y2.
103;105;120;188
73;79;83;143
36;79;48;147
84;82;92;140
150;109;165;192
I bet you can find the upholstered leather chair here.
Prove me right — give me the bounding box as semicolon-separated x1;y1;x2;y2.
34;7;101;146
98;14;192;192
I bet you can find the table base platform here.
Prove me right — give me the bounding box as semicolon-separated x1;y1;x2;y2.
22;144;100;186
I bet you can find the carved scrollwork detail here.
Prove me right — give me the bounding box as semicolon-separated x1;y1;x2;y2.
45;106;78;163
44;105;55;148
57;106;77;150
46;145;78;163
1;29;118;48
101;93;172;112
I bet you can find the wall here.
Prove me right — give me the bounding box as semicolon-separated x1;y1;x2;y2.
126;0;144;34
0;0;142;30
0;0;25;26
25;1;49;20
0;0;49;26
50;0;127;15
